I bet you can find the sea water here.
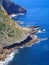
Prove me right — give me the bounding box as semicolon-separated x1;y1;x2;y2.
8;0;49;65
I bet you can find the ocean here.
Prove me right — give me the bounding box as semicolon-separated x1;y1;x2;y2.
8;0;49;65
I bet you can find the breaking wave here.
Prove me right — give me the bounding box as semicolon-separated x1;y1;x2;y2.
38;29;46;33
0;52;15;65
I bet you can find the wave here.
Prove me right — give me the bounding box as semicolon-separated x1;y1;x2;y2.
0;52;15;65
38;29;46;33
43;29;46;32
39;37;48;41
10;13;25;17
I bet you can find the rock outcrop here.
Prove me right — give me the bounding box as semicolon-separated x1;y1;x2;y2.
1;0;26;15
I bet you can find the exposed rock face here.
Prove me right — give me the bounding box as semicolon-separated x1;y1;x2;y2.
1;0;26;15
0;35;38;61
0;9;28;50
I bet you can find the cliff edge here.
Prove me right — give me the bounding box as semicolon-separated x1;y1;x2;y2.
0;0;26;16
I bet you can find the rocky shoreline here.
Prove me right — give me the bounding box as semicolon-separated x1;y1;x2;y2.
0;25;48;65
0;0;44;64
0;35;38;61
0;25;40;61
0;2;41;62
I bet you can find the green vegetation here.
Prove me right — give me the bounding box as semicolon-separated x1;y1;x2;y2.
0;10;24;44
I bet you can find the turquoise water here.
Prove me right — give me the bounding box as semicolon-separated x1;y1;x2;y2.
8;0;49;65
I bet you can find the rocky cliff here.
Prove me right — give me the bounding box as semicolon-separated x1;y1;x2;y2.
0;8;28;51
1;0;26;15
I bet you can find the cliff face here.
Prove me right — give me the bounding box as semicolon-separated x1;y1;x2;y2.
0;8;27;50
1;0;26;15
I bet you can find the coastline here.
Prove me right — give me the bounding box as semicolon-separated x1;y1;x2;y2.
0;24;41;62
0;28;48;65
0;36;48;65
0;9;40;61
0;51;15;65
0;35;38;65
0;0;49;65
0;34;38;61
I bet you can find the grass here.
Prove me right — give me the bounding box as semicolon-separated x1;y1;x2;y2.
0;10;24;44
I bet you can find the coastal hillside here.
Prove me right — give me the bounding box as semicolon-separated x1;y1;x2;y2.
0;2;39;61
0;8;27;49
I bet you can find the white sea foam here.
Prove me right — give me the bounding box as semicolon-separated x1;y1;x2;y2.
10;14;18;17
38;29;46;33
0;52;15;65
38;30;42;33
24;37;48;48
10;13;25;17
40;37;48;41
35;37;48;44
33;35;38;38
20;47;24;48
43;29;46;32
